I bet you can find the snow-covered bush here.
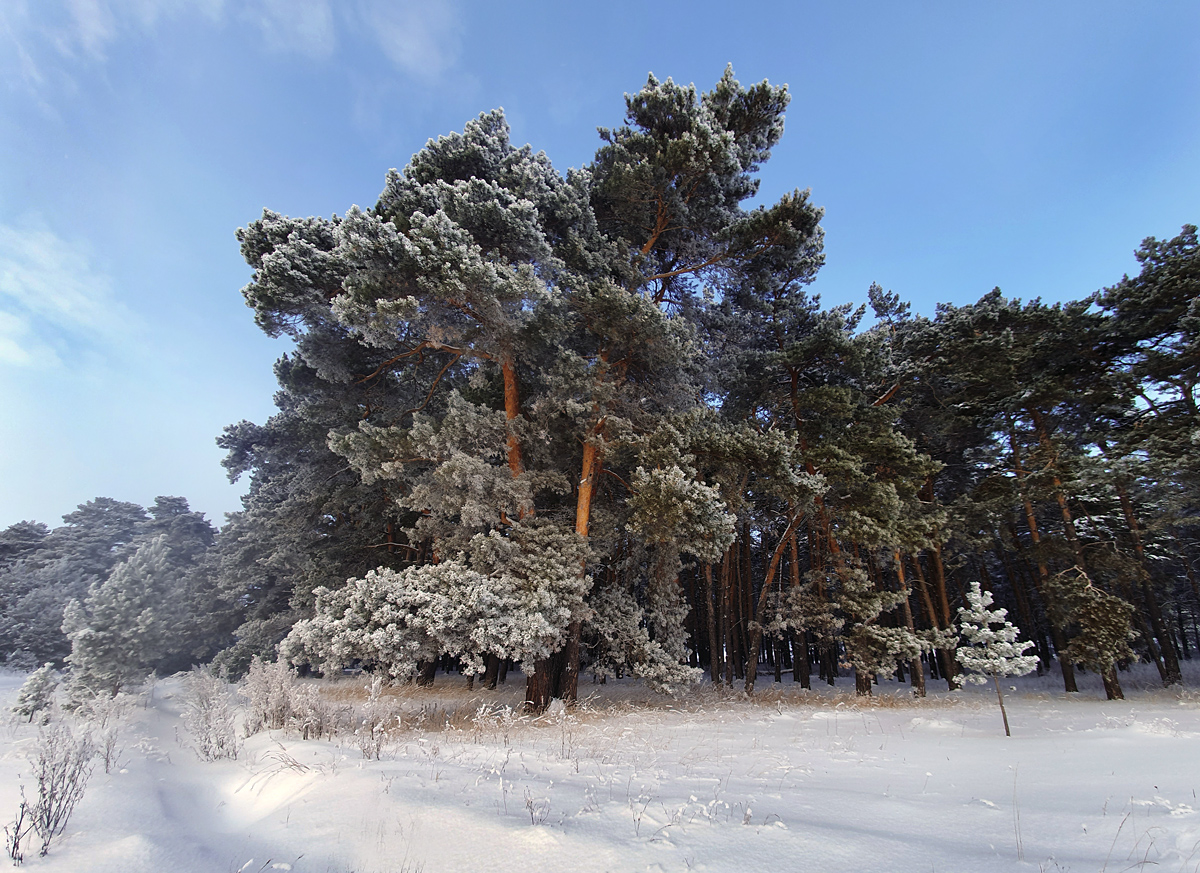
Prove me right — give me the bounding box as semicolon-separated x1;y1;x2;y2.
180;668;240;761
288;683;341;741
837;564;921;695
239;657;300;736
1047;567;1137;700
956;581;1039;735
238;657;344;740
12;664;58;724
355;675;397;760
282;519;590;680
845;624;923;688
76;692;128;774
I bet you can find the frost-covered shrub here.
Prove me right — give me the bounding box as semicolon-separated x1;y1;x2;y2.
355;675;397;760
845;625;924;681
238;657;344;740
27;721;94;857
282;520;589;680
1046;568;1136;699
12;664;58;724
288;683;342;741
181;668;240;761
239;657;299;736
835;563;921;695
76;692;129;774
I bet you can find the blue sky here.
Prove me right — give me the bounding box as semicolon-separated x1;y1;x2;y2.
1;0;1197;530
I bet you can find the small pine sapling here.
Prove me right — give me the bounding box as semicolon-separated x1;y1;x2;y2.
956;581;1039;736
12;664;59;724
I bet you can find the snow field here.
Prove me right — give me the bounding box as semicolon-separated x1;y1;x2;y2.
3;667;1200;872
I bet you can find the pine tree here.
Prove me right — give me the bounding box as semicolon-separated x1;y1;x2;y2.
956;581;1039;735
1046;567;1137;700
63;535;178;699
12;664;59;723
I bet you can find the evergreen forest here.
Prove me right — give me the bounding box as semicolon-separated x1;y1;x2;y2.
5;70;1199;710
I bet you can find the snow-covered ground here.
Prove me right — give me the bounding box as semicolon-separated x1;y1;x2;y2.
4;665;1200;873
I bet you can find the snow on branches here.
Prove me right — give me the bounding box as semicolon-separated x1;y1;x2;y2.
282;520;589;679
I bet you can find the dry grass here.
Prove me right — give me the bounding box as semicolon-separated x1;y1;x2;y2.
302;671;967;747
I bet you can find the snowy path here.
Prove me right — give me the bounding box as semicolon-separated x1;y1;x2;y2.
3;671;1200;872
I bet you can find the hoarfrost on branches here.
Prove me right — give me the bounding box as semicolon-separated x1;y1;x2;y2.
955;581;1040;684
282;520;589;679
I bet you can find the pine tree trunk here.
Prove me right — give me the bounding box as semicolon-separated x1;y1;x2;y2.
788;531;811;688
895;550;926;698
1114;482;1182;685
705;562;721;684
744;514;802;694
1009;420;1077;693
528;422;602;710
730;542;745;681
993;674;1012;737
501;358;525;481
559;620;582;702
525;658;554;711
1101;665;1124;700
855;670;873;697
927;540;961;688
721;547;733;685
483;654;500;690
911;553;957;689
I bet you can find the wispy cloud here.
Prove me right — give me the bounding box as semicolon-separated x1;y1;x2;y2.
246;0;335;59
1;0;462;95
353;1;462;79
0;222;138;369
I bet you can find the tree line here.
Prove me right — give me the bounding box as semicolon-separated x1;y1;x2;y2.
3;69;1197;707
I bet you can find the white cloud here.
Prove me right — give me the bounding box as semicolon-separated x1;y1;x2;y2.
1;0;462;102
247;0;335;59
63;0;117;59
0;311;46;367
0;222;138;369
354;0;462;79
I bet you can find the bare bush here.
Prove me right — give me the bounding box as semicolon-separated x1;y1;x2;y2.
77;693;129;774
3;789;32;864
181;668;240;761
18;721;96;858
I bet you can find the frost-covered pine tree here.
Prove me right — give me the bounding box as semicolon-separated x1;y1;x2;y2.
62;535;177;700
956;581;1039;736
12;663;59;723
